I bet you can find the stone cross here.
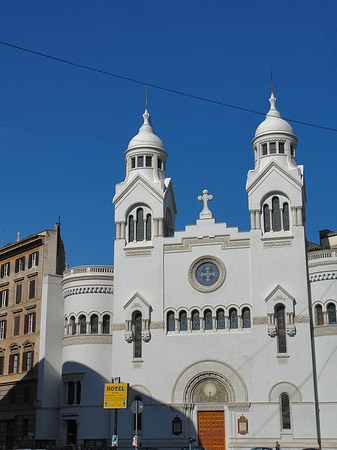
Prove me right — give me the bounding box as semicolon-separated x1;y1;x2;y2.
198;189;213;219
16;231;21;242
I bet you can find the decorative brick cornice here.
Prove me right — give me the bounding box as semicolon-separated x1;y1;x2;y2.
150;321;164;329
309;272;337;282
164;235;249;254
253;317;268;325
62;335;112;346
294;315;310;323
63;286;113;299
314;325;337;337
112;323;126;331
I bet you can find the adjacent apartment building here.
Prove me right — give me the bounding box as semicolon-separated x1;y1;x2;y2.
0;224;65;449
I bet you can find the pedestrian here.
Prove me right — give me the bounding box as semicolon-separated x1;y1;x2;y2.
276;441;281;450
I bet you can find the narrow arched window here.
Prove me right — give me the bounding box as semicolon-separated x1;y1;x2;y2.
281;393;291;429
167;311;175;331
327;303;336;324
242;308;251;328
79;315;86;334
90;315;98;334
275;305;286;353
132;311;142;358
146;214;151;241
216;309;225;329
102;315;110;334
192;310;200;330
283;203;290;231
128;215;134;242
272;197;281;231
70;316;76;335
136;209;144;241
179;311;187;331
315;305;324;325
229;308;238;329
263;204;270;232
204;310;212;330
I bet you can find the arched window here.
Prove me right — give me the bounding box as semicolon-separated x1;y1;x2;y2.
242;308;251;328
79;315;86;334
192;310;200;330
64;317;68;334
22;343;34;372
102;315;110;334
133;395;142;431
281;393;291;429
146;214;151;241
9;345;20;374
229;308;238;329
315;305;324;326
136;209;144;241
275;305;286;353
179;311;187;331
204;310;212;330
327;303;336;324
263;204;270;232
132;311;142;358
167;311;175;332
283;203;290;231
70;316;76;335
90;315;98;334
216;309;225;329
128;215;134;242
272;197;281;231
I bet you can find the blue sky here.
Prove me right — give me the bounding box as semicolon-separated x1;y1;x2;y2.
0;1;336;267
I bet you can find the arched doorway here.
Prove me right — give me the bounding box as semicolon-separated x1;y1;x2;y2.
193;379;227;450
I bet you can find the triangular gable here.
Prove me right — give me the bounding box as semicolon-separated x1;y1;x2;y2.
124;292;151;310
113;174;164;207
264;284;295;313
246;161;302;194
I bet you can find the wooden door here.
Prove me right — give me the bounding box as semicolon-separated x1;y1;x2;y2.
198;411;225;450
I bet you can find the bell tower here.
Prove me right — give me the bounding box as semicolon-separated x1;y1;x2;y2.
246;91;305;235
113;108;176;245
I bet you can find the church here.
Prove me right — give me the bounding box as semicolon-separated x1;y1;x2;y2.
2;91;336;450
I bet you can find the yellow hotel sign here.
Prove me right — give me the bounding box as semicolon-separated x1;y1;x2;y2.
104;383;128;409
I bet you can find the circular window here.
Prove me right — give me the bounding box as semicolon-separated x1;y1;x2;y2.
188;256;226;292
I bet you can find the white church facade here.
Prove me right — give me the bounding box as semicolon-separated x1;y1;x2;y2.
36;93;337;450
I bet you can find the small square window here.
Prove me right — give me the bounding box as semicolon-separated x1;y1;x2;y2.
270;142;276;154
29;280;36;300
262;144;267;155
146;156;152;167
290;145;295;156
158;158;163;169
137;156;144;167
131;157;136;169
279;142;285;153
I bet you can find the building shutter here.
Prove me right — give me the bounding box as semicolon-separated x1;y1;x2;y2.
0;265;3;278
9;354;13;374
32;313;36;332
15;259;19;273
14;316;20;336
24;315;29;334
35;252;39;266
3;321;6;339
22;352;27;371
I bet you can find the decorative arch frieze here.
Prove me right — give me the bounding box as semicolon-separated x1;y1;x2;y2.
171;359;249;408
63;285;113;299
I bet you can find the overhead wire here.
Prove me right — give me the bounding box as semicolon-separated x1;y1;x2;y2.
0;121;336;153
0;40;337;133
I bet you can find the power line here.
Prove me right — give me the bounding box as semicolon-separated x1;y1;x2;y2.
0;121;336;153
1;40;337;133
